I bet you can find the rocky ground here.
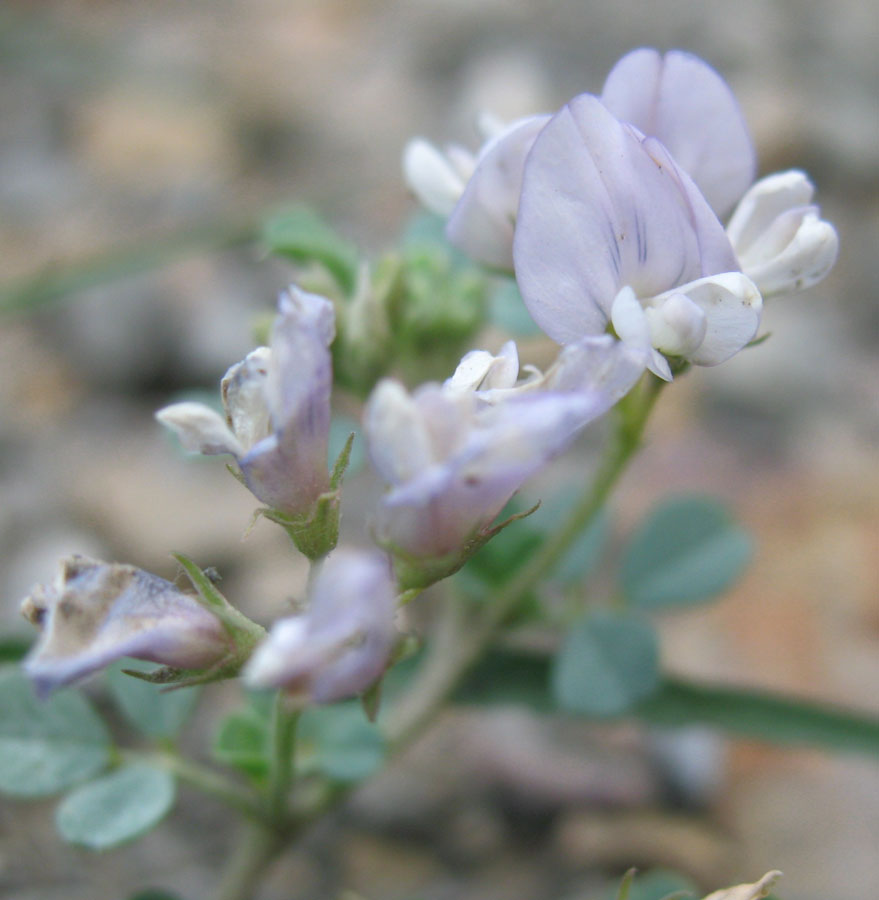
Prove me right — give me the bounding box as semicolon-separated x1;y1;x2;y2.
1;1;878;899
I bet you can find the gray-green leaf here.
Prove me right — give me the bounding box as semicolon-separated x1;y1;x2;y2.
552;611;660;717
0;666;111;797
107;660;199;741
620;495;753;610
56;764;176;849
300;703;386;783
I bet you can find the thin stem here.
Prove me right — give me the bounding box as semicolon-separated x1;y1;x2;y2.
216;820;286;900
130;751;267;823
217;373;666;898
267;691;300;824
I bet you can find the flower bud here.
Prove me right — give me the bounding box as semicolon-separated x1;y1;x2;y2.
243;550;397;704
726;170;838;297
21;556;231;696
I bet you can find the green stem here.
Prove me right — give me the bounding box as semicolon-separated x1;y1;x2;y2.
219;373;666;897
267;691;300;824
132;751;267;824
216;820;286;900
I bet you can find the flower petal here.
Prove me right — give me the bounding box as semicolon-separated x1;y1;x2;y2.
644;290;708;357
263;286;335;508
220;347;272;452
22;556;229;696
650;272;762;366
514;95;734;346
155;402;242;456
703;871;783;900
244;550;397;703
726;171;838;297
611;286;673;380
446;114;550;271
726;170;815;255
547;334;648;406
602;48;756;218
444;340;520;393
364;379;436;485
403;138;471;217
742;209;839;297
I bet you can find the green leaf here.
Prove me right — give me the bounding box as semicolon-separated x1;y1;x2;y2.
552;611;660;717
212;708;270;779
615;868;637;900
456;650;879;758
0;666;111;797
638;677;879;757
106;660;199;741
620;495;753;610
56;764;176;849
299;703;386;783
262;207;358;295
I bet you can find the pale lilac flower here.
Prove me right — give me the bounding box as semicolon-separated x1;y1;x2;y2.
726;170;839;297
513;94;762;375
21;556;230;696
600;47;756;218
444;115;551;270
403;116;550;271
157;287;334;518
364;377;599;563
243;550;397;704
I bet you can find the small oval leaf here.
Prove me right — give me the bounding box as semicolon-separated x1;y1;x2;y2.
620;495;753;610
0;666;111;797
56;764;176;850
552;611;660;717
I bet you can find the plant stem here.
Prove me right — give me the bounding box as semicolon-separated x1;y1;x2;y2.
133;751;267;824
267;691;300;824
215;373;666;897
216;820;286;900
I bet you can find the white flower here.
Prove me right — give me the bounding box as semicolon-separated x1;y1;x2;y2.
726;170;839;297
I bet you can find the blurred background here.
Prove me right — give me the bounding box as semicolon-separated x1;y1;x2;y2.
1;1;878;899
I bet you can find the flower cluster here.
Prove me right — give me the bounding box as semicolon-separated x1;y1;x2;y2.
406;47;838;377
19;47;837;715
